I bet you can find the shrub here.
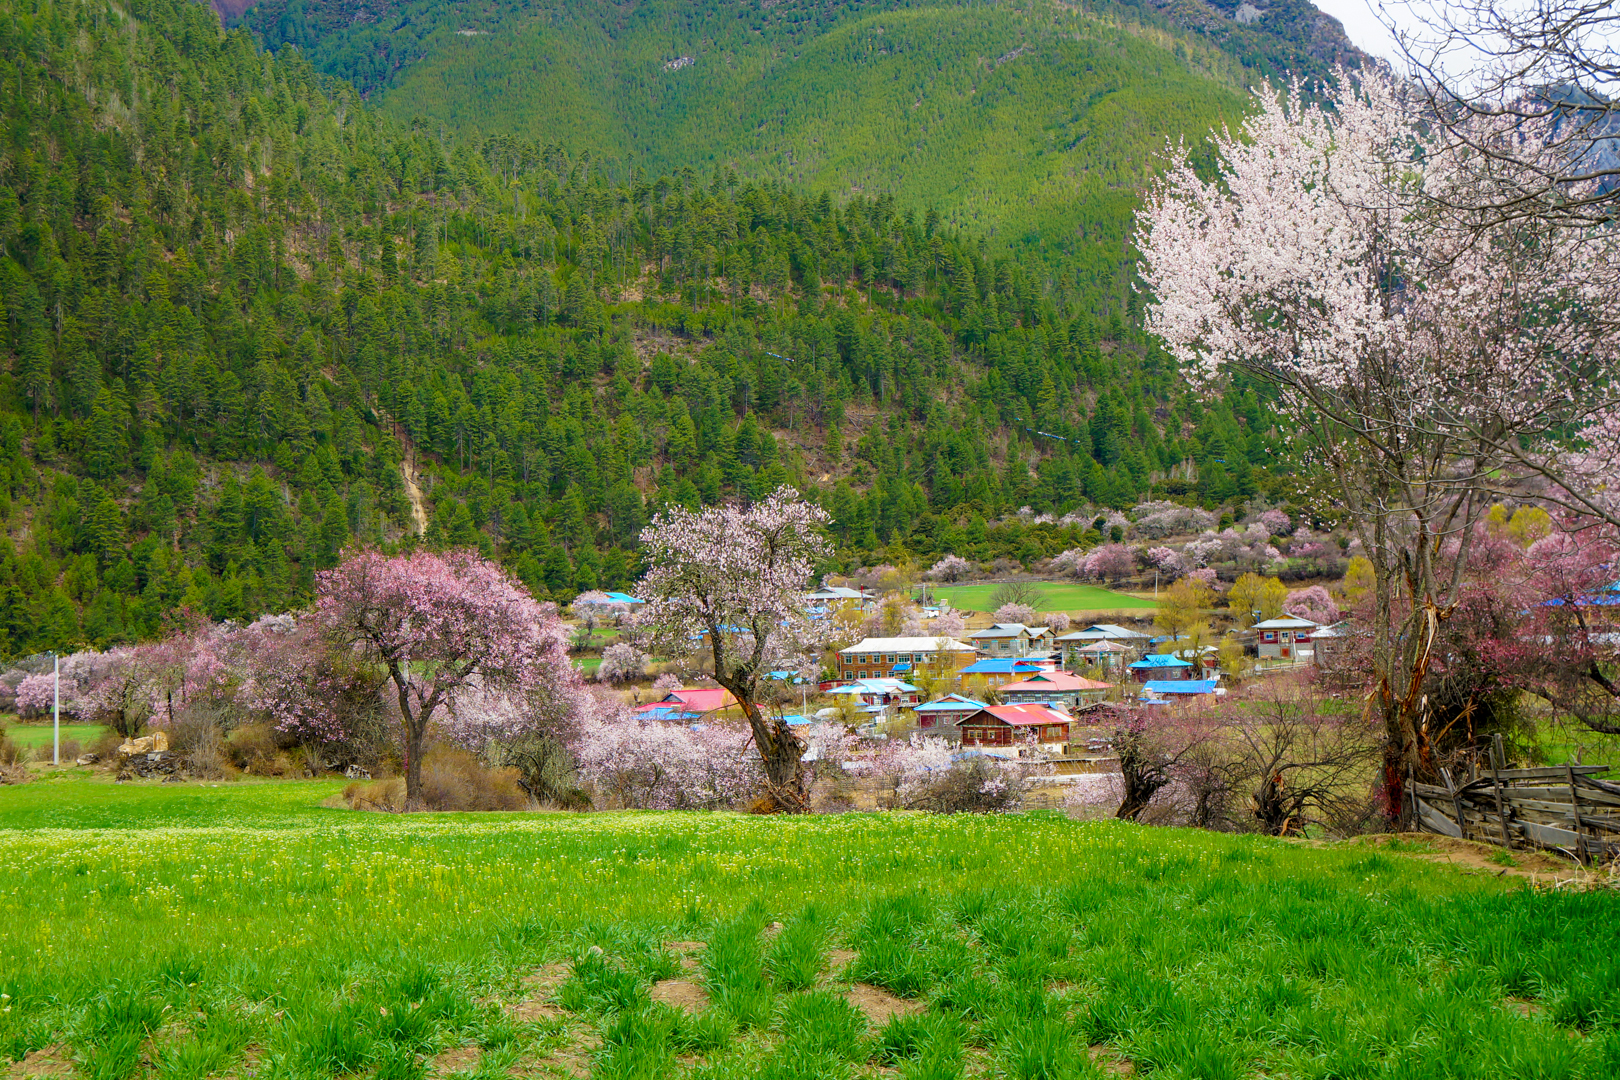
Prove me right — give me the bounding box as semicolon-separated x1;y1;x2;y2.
597;642;647;683
988;581;1045;610
0;736;20;767
418;746;531;811
993;602;1036;625
904;757;1025;814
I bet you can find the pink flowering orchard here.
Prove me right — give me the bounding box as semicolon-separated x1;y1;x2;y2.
311;548;571;809
637;487;831;810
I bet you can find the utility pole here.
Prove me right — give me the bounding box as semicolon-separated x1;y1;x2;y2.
52;652;60;767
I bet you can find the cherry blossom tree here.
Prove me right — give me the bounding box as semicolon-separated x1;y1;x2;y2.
1082;544;1137;582
1284;586;1340;628
993;602;1036;625
637;487;831;810
926;555;973;582
595;642;647;683
312;548;571;808
1138;69;1620;821
571;695;759;809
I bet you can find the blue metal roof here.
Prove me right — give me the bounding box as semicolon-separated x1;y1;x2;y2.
961;659;1044;674
1143;680;1217;695
602;591;645;604
914;695;988;712
1129;654;1193;668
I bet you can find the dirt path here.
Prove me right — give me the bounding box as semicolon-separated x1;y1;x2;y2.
1348;833;1581;884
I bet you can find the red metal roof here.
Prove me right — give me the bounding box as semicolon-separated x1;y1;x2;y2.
964;704;1072;727
660;688;736;713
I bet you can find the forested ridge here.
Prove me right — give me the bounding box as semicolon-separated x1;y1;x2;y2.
0;0;1287;659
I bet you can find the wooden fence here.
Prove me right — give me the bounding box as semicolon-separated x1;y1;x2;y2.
1410;735;1619;863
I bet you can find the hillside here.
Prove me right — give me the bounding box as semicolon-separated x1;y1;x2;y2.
0;0;1293;659
236;0;1368;275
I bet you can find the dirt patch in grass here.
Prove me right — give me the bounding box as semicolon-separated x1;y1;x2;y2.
1089;1045;1135;1077
825;947;858;972
509;962;571;1021
846;983;923;1026
1505;997;1544;1018
664;940;706;973
430;1045;482;1074
4;1045;72;1079
649;979;709;1013
1355;833;1573;880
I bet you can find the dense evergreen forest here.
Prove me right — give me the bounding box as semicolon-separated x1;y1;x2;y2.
0;0;1286;659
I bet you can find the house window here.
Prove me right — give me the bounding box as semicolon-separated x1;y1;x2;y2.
1263;633;1276;643
887;655;896;664
858;671;867;679
998;641;1009;651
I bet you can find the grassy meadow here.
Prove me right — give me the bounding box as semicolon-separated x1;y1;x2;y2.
2;776;1617;1079
932;582;1156;615
3;722;105;751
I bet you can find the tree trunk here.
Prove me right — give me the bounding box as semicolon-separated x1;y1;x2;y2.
393;666;425;811
736;695;807;812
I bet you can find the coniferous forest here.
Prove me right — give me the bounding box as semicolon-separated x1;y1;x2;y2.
0;0;1302;656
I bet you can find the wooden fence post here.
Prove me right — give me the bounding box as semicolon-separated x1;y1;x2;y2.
1490;734;1512;850
1442;767;1466;841
1565;763;1589;866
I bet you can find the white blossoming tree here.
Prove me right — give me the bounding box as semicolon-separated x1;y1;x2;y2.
1137;70;1620;820
637;487;831;811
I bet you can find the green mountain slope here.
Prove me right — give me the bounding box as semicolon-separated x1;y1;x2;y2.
243;0;1276;274
0;0;1288;659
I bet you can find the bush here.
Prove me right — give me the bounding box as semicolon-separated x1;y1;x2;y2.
227;723;295;775
904;757;1025;814
0;735;20;767
345;747;532;811
29;739;82;763
170;706;233;779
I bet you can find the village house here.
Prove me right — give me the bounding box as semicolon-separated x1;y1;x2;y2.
827;678;922;708
1140;679;1221;703
958;657;1045;691
910;694;986;737
1067;639;1131;676
1253;617;1319;660
999;671;1113;710
1127;653;1194;682
633;687;736;722
835;636;977;682
968;623;1054;657
958;703;1074;756
1057;624;1150;667
806;585;872;612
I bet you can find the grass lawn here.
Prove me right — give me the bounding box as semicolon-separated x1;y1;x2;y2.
933;581;1157;614
2;722;104;750
2;777;1615;1079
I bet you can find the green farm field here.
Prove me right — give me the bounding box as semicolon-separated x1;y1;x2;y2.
3;777;1616;1079
2;722;104;750
932;582;1157;615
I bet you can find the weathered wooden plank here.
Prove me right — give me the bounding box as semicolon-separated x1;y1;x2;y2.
1490;765;1609;781
1417;798;1463;838
1500;785;1620;807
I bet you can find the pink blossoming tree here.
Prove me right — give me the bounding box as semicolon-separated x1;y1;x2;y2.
311;548;571;808
637;487;831;810
1137;69;1620;822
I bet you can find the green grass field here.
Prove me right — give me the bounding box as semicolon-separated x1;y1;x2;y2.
2;776;1615;1079
932;582;1157;615
2;722;104;750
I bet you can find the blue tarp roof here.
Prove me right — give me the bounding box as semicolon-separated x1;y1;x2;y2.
1143;680;1218;695
1130;654;1193;669
961;659;1044;674
602;591;644;604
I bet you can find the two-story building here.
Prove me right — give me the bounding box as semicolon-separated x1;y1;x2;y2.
1253;617;1319;660
958;703;1074;756
910;694;987;738
1127;653;1195;682
967;623;1054;657
999;671;1113;710
835;636;977;682
1056;624;1150;668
